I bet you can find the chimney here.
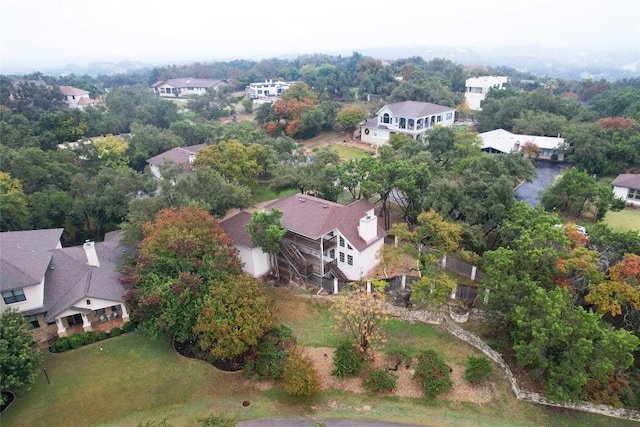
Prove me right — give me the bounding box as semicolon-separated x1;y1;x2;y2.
358;213;378;243
83;240;100;267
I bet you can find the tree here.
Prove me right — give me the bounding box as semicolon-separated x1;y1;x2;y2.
192;140;264;187
335;106;367;139
0;172;31;231
123;207;243;343
281;345;320;396
195;275;276;361
586;254;640;318
0;309;43;404
244;209;286;279
331;285;392;358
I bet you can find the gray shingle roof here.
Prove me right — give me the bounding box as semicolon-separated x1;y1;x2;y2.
151;78;224;89
0;229;63;291
611;174;640;190
147;144;208;174
381;101;454;118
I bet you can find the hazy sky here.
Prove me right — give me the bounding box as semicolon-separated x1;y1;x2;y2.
1;0;639;70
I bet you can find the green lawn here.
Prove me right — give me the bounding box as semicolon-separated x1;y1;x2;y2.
604;208;640;233
326;143;373;160
251;183;298;204
4;291;638;427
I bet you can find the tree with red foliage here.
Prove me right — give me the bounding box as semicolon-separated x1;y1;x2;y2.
597;117;639;130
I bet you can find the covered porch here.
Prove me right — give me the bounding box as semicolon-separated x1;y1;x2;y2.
53;303;129;338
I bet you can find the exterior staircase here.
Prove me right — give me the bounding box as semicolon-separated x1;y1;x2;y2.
280;242;313;277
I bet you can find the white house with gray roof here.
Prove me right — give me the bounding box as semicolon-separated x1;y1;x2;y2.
478;128;565;160
611;174;640;207
0;229;130;346
360;101;456;146
151;77;225;97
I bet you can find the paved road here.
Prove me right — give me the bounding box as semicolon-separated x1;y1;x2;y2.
238;419;427;427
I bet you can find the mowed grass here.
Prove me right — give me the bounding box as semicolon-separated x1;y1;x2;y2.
4;289;638;427
604;208;640;233
251;183;298;204
326;143;373;160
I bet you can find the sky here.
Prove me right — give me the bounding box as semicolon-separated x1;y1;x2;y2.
1;0;639;72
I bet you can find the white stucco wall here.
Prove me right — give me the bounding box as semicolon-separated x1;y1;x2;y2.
361;128;390;146
235;244;270;278
358;239;384;278
0;278;45;314
613;186;640;206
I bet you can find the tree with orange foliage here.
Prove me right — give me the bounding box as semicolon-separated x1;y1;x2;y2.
586;254;640;317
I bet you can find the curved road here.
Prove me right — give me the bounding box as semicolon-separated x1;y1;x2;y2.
239;419;427;427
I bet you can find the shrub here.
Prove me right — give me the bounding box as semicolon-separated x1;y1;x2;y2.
386;348;412;370
331;340;365;379
197;413;237;427
94;331;108;341
243;325;295;381
83;331;97;344
412;350;453;400
122;320;137;333
282;346;320;396
69;334;85;349
110;327;123;337
363;367;397;394
464;355;493;384
55;337;70;352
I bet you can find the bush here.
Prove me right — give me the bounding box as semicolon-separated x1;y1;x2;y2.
69;334;85;349
386;348;412;370
122;320;137;333
332;340;365;378
197;413;237;427
83;331;97;344
363;368;397;394
413;350;453;400
464;355;493;384
94;331;108;341
109;327;123;337
55;337;70;352
243;325;295;381
282;346;320;396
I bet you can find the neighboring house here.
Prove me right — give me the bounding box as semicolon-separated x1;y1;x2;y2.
151;77;225;97
219;211;271;278
360;101;456;146
0;229;130;347
245;79;293;103
146;144;208;178
611;174;640;207
59;85;97;109
478;128;565;161
464;76;509;111
221;194;387;282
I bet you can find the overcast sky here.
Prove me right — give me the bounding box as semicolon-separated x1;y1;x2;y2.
1;0;639;70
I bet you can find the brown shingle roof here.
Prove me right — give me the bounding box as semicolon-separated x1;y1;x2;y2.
611;174;640;190
220;211;255;248
0;229;63;291
59;85;89;96
147;144;208;173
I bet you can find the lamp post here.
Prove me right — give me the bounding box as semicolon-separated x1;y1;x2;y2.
43;367;50;384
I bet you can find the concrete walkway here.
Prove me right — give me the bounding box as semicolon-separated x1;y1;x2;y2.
238;419;427;427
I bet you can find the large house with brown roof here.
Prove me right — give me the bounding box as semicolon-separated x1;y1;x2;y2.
146;144;209;178
360;101;456;146
0;229;129;346
220;194;387;282
151;77;225;97
612;174;640;207
59;85;97;109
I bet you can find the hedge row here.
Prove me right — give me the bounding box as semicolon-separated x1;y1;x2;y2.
52;321;137;352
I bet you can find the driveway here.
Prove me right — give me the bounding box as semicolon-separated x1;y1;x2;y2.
238;419;427;427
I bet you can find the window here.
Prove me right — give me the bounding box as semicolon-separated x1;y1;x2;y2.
86;299;91;305
96;308;105;315
329;249;335;259
382;113;391;124
339;252;345;263
339;236;345;247
628;189;640;200
437;115;442;122
347;243;353;250
27;315;40;329
446;113;453;120
2;289;26;304
347;255;353;266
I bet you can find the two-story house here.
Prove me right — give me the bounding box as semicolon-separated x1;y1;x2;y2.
151;78;225;97
245;80;294;103
146;144;209;178
220;194;387;283
360;101;456;146
59;85;97;109
0;229;130;347
464;76;509;111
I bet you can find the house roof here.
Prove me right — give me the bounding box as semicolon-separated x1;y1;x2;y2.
44;231;127;322
465;76;508;88
0;229;63;292
77;97;97;105
151;78;224;89
264;194;386;252
478;129;564;153
219;211;255;248
59;85;89;96
379;101;455;119
147;144;209;174
611;174;640;190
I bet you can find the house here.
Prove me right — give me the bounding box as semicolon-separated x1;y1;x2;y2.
611;174;640;207
464;76;509;111
245;79;294;103
478;128;565;161
146;144;208;178
59;85;97;109
151;78;225;97
219;211;271;278
360;101;456;146
220;194;387;282
0;229;130;347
